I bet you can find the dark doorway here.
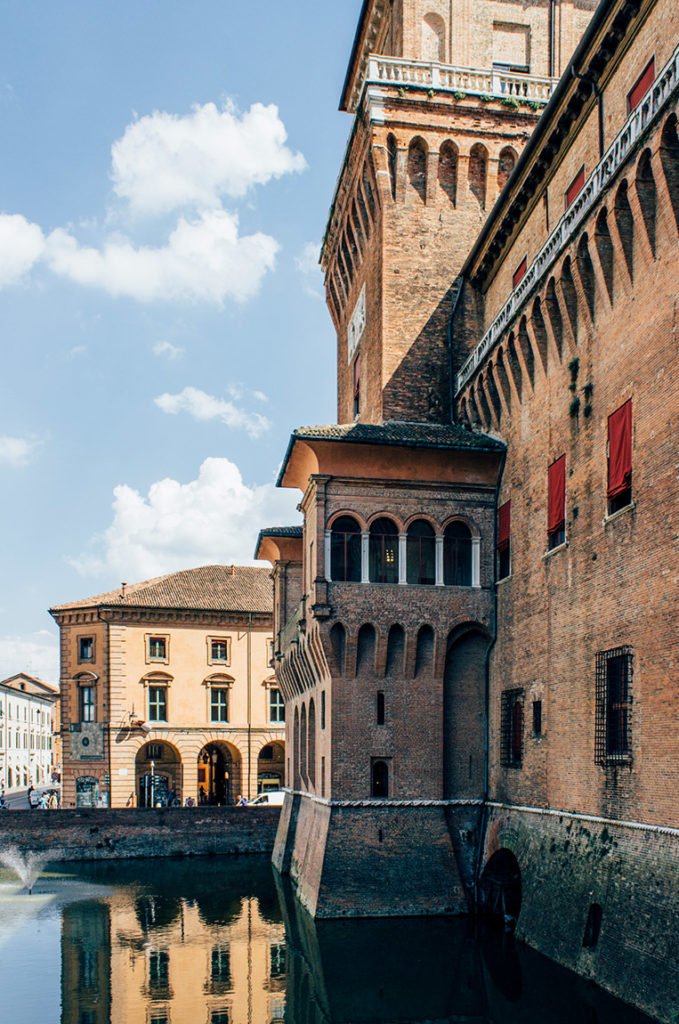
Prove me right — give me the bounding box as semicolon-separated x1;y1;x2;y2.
479;849;522;929
371;759;389;798
198;744;231;805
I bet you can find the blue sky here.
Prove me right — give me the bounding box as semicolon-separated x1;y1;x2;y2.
0;1;362;681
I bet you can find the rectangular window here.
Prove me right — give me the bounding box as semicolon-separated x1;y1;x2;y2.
627;57;655;112
209;637;230;664
512;257;527;289
532;699;543;737
210;946;231;993
148;636;167;660
270;943;286;979
596;648;633;763
148;687;168;722
80;686;95;723
501;689;524;767
321;690;326;730
210;688;229;723
211;1014;229;1024
146;743;163;761
497;500;511;580
269;688;285;724
78;637;94;662
148;950;170;993
565;166;585;210
376;691;385;725
353;355;361;418
547;455;566;549
607;399;633;514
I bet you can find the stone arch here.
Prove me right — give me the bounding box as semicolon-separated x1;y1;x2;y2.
495;347;512;407
408;136;428;202
577;233;596;322
387;133;398;201
329;622;346;675
293;706;301;789
506;332;523;398
614;179;634;280
300;703;308;785
308;700;316;789
497;146;517;191
479;848;522;928
469;144;488;210
357;183;372;239
636;148;657;255
517;317;535;386
545;278;564;358
135;739;183;808
197;739;242;806
257;738;285;795
356;623;377;676
415;624;435;677
443;626;491;798
561;256;579;341
439;140;458;206
385;624;405;676
660;113;679;230
476;373;493;427
422;12;446;61
485;363;503;425
362;163;377;220
595;208;614;303
531;296;548;372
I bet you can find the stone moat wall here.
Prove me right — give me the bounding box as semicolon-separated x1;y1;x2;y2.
0;807;280;861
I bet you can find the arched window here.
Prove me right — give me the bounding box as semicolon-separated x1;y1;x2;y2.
385;624;405;676
330;622;346;674
443;522;472;586
497;147;517;191
408;137;427;202
406;520;436;585
439;141;458;206
356;624;376;675
636;149;657;255
422;13;445;61
308;700;316;788
371;759;389;798
387;133;398;201
660;114;679;229
330;515;361;582
300;703;308;785
469;144;488;209
369;518;399;583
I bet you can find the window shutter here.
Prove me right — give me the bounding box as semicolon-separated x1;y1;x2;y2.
547;456;566;535
498;500;511;550
608;400;633;498
512;258;527;289
628;58;655;112
565;166;585;209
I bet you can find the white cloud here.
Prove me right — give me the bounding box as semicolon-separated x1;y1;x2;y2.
45;209;278;305
0;214;45;287
0;631;59;686
153;340;184;360
111;100;307;216
295;240;323;299
69;457;301;579
0;435;40;468
154;386;270;439
67;344;88;359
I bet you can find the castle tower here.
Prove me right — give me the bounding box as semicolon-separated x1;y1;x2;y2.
258;0;595;917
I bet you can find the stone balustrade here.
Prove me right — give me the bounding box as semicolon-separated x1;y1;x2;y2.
366;55;556;103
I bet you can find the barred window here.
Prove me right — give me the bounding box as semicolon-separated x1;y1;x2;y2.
501;689;524;767
596;647;633;763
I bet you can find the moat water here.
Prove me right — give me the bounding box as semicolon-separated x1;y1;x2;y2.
0;857;657;1024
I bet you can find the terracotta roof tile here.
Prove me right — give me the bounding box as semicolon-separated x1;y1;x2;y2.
50;565;273;615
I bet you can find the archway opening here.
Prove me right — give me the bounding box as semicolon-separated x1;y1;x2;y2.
197;742;240;806
136;741;182;808
479;849;522;929
258;740;285;794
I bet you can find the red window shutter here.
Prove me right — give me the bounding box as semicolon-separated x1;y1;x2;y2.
628;58;655;113
565;166;585;209
547;456;566;535
512;257;527;289
498;501;511;550
608;400;633;498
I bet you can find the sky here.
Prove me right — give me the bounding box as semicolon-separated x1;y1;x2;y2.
0;1;363;683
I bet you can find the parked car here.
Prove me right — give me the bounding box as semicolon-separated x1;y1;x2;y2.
247;790;285;807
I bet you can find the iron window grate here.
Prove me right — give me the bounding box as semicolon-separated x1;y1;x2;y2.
501;688;524;767
595;646;633;764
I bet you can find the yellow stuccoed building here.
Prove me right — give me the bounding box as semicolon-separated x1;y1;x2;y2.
49;566;284;809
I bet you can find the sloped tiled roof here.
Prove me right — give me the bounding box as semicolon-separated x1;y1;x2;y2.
0;673;59;698
258;526;303;538
50;565;273;615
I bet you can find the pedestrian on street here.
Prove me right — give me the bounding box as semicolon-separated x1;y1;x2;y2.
27;785;35;809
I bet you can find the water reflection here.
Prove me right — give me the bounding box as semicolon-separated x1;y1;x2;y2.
0;858;657;1024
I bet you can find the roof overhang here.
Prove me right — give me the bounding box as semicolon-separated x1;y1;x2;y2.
255;528;304;564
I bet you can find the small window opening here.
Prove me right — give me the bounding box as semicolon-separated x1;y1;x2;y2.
376;691;385;725
371;759;389;798
582;903;603;947
532;700;542;737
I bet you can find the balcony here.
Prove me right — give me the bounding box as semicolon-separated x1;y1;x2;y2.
365;55;557;104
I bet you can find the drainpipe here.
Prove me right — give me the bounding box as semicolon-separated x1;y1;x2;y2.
572;66;605;158
247;612;253;801
549;0;556;78
473;445;507;911
97;608;112;809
